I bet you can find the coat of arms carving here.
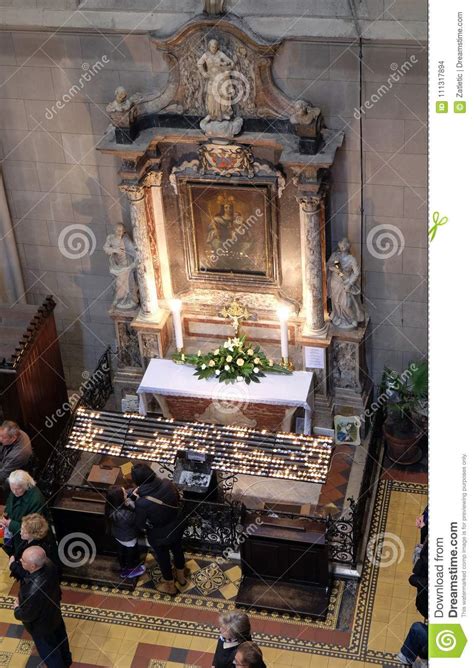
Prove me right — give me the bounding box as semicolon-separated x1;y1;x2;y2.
198;143;254;177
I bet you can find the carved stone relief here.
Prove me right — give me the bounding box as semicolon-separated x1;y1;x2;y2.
331;340;360;391
198;143;254;177
140;333;161;367
116;321;141;368
180;32;257;119
169;152;286;197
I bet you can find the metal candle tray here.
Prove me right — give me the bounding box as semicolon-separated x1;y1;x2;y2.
65;408;333;484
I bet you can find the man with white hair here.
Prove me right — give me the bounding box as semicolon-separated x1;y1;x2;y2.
14;546;72;667
0;421;32;488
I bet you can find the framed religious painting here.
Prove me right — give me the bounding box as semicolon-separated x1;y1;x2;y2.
179;179;280;288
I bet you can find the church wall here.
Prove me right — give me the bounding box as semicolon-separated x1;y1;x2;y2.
0;30;427;388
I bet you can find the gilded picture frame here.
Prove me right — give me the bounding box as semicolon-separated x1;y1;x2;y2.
179;178;280;288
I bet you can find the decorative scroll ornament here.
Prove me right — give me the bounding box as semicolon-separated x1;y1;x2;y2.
253;161;286;198
169;153;286;199
198;142;254;177
169;159;200;195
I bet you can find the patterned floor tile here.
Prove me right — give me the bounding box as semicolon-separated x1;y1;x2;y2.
0;477;427;668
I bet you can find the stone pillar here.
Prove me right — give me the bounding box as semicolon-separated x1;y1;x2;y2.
120;182;160;320
297;194;327;335
143;170;173;300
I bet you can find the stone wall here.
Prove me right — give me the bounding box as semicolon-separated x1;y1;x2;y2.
273;39;428;381
0;19;427;387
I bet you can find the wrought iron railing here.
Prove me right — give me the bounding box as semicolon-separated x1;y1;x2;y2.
39;347;114;498
349;412;383;564
80;347;114;410
182;498;243;554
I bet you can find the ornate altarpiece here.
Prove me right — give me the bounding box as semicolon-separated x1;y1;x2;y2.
97;12;372;426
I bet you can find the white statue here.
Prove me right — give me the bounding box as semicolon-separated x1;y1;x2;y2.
106;86;136;128
290;99;320;126
103;223;139;310
197;39;235;122
327;238;365;329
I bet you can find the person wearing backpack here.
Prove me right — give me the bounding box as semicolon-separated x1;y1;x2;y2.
104;486;146;580
131;463;187;595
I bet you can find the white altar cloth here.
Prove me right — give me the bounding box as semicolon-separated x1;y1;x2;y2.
137;359;315;434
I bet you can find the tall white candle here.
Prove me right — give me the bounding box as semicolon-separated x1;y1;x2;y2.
169;299;184;350
277;306;290;359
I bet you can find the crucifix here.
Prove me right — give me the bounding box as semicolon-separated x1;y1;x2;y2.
219;299;250;335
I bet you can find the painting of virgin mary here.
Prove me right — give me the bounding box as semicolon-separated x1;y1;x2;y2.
189;183;269;275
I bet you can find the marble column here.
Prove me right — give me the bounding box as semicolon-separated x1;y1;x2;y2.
297;194;326;334
0;172;26;303
143;170;173;300
120;182;160;320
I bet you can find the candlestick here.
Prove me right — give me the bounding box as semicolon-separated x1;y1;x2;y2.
277;305;290;362
169;298;184;351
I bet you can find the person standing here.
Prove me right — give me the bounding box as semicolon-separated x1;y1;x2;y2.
233;641;267;668
13;546;72;667
131;463;187;595
104;485;146;579
213;612;252;668
9;513;59;580
397;621;428;665
1;470;47;556
0;421;32;489
409;539;428;619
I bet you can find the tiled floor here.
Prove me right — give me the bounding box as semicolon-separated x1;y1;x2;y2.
0;477;427;667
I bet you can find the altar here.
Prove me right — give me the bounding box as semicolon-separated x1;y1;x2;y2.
96;10;373;432
137;359;315;434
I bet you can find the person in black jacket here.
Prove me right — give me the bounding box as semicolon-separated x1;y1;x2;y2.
9;513;59;580
213;611;252;668
13;546;72;668
409;538;428;619
131;463;186;595
234;641;267;668
415;505;428;543
104;486;146;579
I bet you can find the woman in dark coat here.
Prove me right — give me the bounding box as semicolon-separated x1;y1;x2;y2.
0;471;48;556
131;463;186;595
9;513;59;580
105;486;146;579
212;612;252;668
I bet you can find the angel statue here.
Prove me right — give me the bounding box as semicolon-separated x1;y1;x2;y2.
103;223;139;310
327;238;365;329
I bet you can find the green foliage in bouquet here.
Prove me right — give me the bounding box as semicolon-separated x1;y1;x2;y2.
172;335;291;384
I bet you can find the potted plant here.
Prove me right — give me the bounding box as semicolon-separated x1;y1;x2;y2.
381;360;428;465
